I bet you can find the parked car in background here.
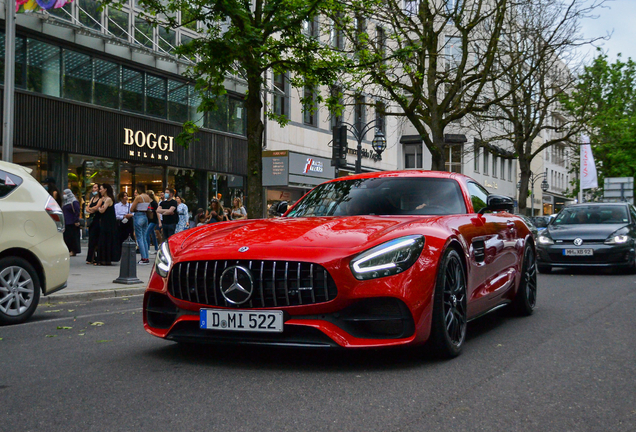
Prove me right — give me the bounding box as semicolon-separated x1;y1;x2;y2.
536;202;636;274
0;161;70;324
144;171;537;359
531;216;551;232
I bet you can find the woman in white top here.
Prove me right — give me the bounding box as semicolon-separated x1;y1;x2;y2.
230;197;248;220
130;188;152;265
114;191;133;261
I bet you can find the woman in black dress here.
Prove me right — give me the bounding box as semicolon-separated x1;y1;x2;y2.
96;183;118;265
85;183;101;265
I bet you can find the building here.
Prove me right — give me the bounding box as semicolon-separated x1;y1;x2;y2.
0;2;248;211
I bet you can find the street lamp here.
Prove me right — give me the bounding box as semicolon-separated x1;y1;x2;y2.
518;171;549;216
339;119;387;173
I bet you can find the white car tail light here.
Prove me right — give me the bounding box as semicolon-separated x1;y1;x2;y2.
45;196;65;232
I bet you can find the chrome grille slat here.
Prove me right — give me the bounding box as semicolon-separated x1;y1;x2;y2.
309;264;315;303
284;262;290;306
297;263;302;304
272;261;278;307
203;262;209;305
193;262;200;304
259;261;265;307
168;260;337;308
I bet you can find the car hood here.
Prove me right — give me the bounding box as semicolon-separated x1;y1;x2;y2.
546;223;627;241
176;216;441;255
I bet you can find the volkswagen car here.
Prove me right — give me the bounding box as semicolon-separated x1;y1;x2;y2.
536;202;636;273
0;160;70;325
143;171;536;358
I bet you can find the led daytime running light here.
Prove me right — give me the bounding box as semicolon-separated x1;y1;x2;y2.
352;238;417;274
155;241;173;278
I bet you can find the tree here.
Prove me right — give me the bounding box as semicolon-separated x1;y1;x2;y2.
563;52;636;195
111;0;345;217
466;0;605;214
329;0;510;170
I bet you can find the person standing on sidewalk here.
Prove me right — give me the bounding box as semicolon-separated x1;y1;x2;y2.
175;195;189;234
62;189;81;256
85;183;101;265
130;187;151;265
96;183;117;266
145;190;159;254
114;191;133;262
157;188;178;240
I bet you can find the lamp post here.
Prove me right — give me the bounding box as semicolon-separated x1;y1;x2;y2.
518;172;549;216
339;119;387;174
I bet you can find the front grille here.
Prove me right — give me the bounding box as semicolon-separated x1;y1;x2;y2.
168;260;338;308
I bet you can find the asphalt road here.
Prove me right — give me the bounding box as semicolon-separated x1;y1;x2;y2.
2;270;635;432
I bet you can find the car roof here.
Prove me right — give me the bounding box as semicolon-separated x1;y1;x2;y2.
566;202;629;207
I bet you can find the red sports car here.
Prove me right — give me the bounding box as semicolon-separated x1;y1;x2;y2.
144;171;537;358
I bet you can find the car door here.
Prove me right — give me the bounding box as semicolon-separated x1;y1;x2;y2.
463;182;510;316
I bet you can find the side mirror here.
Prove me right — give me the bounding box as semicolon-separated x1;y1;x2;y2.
479;195;514;214
273;201;288;216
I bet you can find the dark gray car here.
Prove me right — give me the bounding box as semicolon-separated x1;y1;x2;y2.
536;202;636;273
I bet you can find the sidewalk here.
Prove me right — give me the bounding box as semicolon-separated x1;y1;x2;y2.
43;248;154;303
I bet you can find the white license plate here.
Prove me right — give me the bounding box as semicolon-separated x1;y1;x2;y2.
200;309;284;333
563;249;594;256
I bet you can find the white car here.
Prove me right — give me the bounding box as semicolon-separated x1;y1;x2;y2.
0;160;70;324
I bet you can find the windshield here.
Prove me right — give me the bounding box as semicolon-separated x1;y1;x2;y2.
286;177;467;217
552;206;629;226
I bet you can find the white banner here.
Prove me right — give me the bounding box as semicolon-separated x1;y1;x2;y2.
580;135;598;190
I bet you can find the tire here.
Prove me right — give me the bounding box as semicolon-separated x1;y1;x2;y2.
513;244;538;316
428;248;467;359
0;257;41;325
537;265;551;274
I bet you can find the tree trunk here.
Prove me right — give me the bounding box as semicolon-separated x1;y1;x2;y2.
517;155;531;215
244;73;264;219
429;126;446;171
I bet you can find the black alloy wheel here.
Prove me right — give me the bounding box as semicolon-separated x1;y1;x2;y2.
428;248;467;359
513;244;538;316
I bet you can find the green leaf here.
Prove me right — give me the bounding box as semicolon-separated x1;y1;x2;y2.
45;335;57;338
96;340;112;343
90;322;105;326
57;326;73;330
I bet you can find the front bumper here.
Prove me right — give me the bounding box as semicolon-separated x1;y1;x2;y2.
142;258;437;349
537;243;634;268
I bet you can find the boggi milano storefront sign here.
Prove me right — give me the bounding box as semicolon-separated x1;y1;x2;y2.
123;128;175;161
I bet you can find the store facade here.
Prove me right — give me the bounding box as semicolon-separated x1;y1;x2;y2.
262;150;335;215
0;28;248;212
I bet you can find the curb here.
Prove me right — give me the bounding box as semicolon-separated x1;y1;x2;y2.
42;286;147;304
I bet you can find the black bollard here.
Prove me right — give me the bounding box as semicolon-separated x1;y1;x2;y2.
113;235;144;284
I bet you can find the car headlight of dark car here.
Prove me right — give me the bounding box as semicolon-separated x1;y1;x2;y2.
538;234;554;245
155;241;173;278
350;235;425;280
604;228;631;245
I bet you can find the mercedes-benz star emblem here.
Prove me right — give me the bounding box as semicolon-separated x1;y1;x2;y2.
238;246;249;253
574;238;583;246
220;266;254;305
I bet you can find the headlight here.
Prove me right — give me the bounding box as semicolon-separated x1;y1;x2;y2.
538;235;554;245
350;235;425;280
155;241;173;278
604;235;630;245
